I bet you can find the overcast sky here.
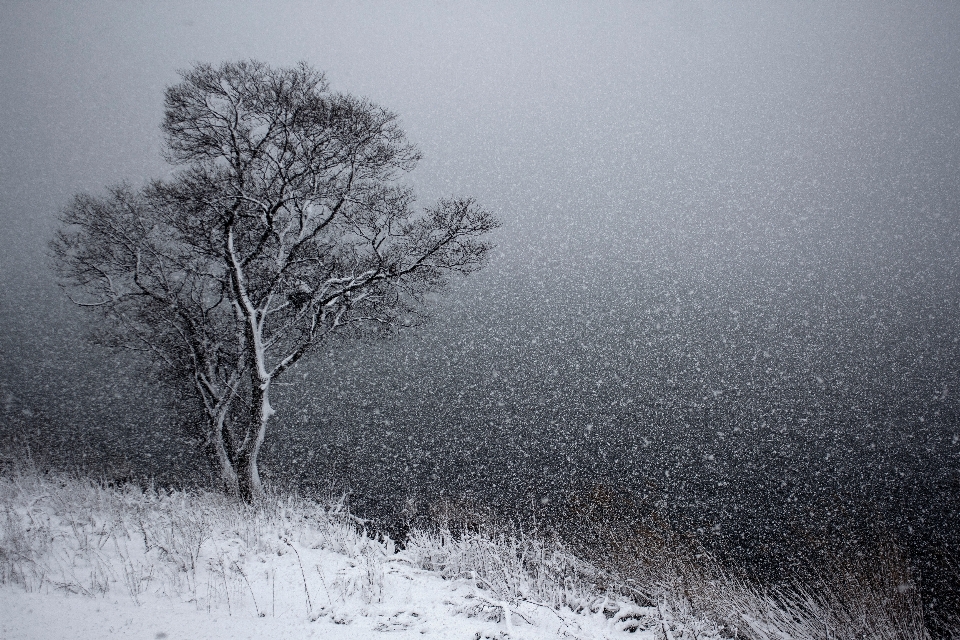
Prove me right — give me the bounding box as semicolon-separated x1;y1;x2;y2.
2;0;960;485
5;2;958;273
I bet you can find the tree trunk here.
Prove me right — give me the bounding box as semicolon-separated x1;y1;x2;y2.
211;411;240;498
236;449;262;504
192;369;243;499
236;378;272;503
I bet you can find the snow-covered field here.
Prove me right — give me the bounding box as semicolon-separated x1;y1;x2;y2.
0;464;942;640
0;468;665;640
0;553;645;640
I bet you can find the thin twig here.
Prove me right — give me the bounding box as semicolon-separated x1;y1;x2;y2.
233;561;263;617
283;537;312;613
316;564;334;606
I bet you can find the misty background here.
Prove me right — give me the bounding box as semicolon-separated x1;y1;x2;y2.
2;0;959;619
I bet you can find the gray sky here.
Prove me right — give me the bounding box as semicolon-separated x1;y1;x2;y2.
5;2;958;269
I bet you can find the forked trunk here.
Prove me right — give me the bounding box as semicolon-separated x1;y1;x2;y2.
211;411;240;498
236;377;272;503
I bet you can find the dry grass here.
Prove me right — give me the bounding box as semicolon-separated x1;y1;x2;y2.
2;455;956;639
568;517;952;640
0;457;383;613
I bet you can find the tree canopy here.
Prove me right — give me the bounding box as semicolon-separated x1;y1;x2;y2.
53;60;499;501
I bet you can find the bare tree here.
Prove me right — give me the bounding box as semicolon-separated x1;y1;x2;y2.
52;61;499;502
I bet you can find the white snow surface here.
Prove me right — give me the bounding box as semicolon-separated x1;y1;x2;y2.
0;562;646;640
0;470;659;640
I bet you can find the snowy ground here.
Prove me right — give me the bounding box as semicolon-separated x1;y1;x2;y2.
0;469;662;640
0;564;653;640
4;466;930;639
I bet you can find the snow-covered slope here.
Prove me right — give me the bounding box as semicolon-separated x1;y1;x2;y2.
0;560;651;640
0;469;657;640
4;466;931;639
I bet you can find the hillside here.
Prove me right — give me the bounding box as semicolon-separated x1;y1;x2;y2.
0;467;663;640
1;462;945;639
